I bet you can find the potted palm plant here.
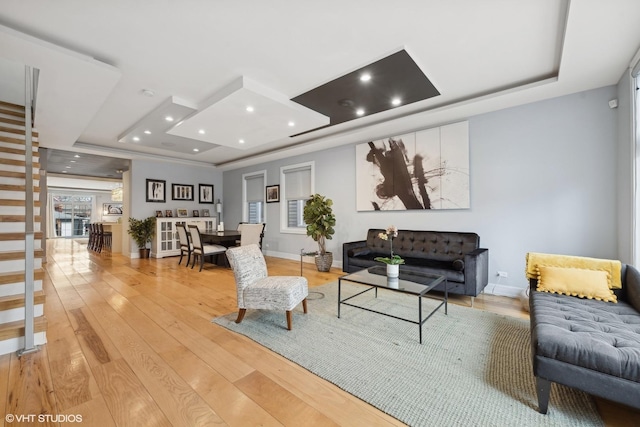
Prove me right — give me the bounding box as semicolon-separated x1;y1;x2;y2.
303;193;336;272
127;216;156;258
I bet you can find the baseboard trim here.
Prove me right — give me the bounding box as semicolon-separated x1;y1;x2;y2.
484;282;523;298
263;250;343;269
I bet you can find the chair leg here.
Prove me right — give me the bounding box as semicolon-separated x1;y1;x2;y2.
235;309;246;324
191;254;196;269
302;298;308;314
178;252;184;265
199;255;204;272
286;310;292;330
186;252;191;268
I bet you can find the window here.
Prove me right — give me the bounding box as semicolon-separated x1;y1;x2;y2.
242;171;265;224
280;161;314;234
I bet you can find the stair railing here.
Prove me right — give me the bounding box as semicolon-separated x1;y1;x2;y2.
18;65;38;356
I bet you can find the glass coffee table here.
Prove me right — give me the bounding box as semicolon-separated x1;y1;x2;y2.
338;266;447;344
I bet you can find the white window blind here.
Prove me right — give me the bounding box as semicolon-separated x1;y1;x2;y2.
284;166;311;199
246;174;264;202
280;161;314;233
242;171;266;223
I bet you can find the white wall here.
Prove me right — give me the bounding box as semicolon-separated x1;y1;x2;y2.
224;85;620;292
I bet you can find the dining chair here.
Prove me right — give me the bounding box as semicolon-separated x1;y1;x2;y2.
226;244;308;330
240;223;266;248
176;223;192;267
88;223;96;251
235;222;247;246
188;224;227;271
100;223;112;252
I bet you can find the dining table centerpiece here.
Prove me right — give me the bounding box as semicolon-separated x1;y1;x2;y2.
374;225;405;277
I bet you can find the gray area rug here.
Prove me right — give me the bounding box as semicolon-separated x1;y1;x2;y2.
212;282;602;426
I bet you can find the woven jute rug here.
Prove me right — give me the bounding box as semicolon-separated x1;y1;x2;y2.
212;282;602;427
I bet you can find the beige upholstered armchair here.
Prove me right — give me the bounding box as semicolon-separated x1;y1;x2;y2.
226;244;308;330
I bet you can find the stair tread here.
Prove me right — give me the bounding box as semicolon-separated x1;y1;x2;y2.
0;136;39;147
0;250;44;261
0;125;38;137
0;269;45;285
0;291;46;311
0;316;47;341
0;232;44;240
0;101;24;111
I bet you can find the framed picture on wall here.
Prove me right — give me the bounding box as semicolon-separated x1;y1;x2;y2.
266;185;280;203
146;179;166;203
102;203;123;215
172;184;194;201
199;184;214;204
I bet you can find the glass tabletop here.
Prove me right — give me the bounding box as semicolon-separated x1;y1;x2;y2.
340;266;445;296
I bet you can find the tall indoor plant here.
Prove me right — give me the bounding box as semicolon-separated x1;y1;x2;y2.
303;193;336;272
127;216;156;258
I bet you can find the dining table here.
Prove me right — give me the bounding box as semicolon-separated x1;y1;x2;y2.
199;229;241;246
199;229;242;267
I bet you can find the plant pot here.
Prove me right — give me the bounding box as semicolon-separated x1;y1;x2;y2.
139;248;150;259
387;263;399;278
315;252;333;272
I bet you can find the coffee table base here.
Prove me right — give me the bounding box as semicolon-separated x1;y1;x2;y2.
338;279;448;344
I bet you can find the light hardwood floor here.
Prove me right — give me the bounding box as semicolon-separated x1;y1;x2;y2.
0;239;637;426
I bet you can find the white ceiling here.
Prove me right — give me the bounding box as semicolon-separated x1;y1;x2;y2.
1;0;639;171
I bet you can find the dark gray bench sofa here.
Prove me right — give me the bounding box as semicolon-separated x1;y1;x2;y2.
529;263;640;413
342;229;489;298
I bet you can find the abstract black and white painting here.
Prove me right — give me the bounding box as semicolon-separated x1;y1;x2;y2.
356;121;469;211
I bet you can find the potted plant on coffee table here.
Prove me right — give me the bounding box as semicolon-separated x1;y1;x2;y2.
303;193;336;272
127;216;156;258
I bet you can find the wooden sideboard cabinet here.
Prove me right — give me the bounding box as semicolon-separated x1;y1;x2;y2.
151;217;217;258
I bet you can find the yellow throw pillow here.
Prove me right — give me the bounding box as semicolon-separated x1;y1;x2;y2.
536;265;617;303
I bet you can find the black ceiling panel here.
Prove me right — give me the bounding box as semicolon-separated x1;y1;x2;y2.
291;49;439;131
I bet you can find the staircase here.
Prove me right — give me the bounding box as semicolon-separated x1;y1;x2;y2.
0;100;47;355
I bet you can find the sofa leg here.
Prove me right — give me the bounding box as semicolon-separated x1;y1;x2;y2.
536;377;551;414
302;298;308;314
470;296;474;308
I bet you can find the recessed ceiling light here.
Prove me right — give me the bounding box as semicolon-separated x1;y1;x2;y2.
175;121;184;127
144;130;152;134
74;154;80;158
132;136;140;142
193;148;199;152
65;166;71;169
288;121;295;127
239;139;245;144
246;106;254;113
391;98;402;106
198;129;205;135
360;73;371;82
141;89;155;97
165;116;174;122
62;170;67;173
70;160;76;163
356;108;365;116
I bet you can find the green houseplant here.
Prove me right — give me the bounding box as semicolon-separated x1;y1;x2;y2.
127;216;156;258
303;193;336;272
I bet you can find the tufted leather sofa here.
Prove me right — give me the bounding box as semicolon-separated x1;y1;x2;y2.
342;229;489;297
529;263;640;413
